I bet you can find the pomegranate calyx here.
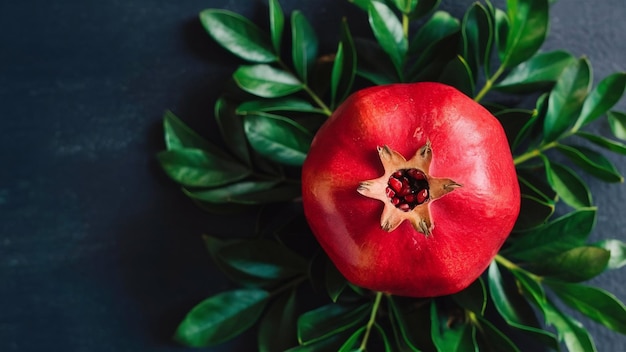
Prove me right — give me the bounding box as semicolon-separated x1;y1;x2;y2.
357;142;461;235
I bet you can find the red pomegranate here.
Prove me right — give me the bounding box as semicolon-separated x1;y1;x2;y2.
301;82;520;297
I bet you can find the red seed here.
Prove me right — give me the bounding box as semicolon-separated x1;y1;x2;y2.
392;197;400;205
398;203;410;211
385;187;395;198
408;169;425;180
404;194;415;203
417;189;429;203
389;177;402;192
393;170;403;178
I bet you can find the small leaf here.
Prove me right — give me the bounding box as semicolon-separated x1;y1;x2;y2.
438;55;474;97
461;3;493;80
199;9;276;63
183;180;279;204
503;207;597;262
157;148;251;187
543;58;591;143
500;0;549;67
215;98;251;165
297;303;370;345
495;50;577;93
388;297;432;351
354;38;399;84
608;111;626;140
513;194;554;231
488;263;559;349
325;260;348;303
556;144;624;182
243;113;313;166
409;0;440;19
511;269;547;306
542;300;598;352
517;167;557;202
331;19;357;108
337;326;366;352
475;316;521;352
259;290;298;352
430;301;477;352
233;64;303;98
408;11;460;79
232;182;301;203
390;0;417;14
594;239;626;270
269;0;285;53
163;110;212;151
543;159;592;208
574;72;626;130
368;1;407;76
236;98;324;114
451;278;486;315
513;93;548;150
174;289;270;347
494;108;534;149
204;236;273;286
291;11;318;83
531;246;610;282
576;131;626;155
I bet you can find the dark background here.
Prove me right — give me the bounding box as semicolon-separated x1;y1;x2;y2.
1;0;625;351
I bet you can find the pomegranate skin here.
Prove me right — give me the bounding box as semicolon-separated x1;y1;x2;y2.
301;82;520;297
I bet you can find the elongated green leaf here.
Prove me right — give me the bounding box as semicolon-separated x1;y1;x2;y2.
430;301;477;352
231;182;301;203
368;1;407;75
451;278;486;315
174;289;270;347
542;299;597;352
236;98;324;114
548;281;626;334
408;11;460;79
438;55;474;97
234;64;303;98
503;207;597;261
388;297;432;351
495;50;576;93
513;93;547;150
337;326;366;352
608;111;626;140
390;0;417;14
157;148;251;187
544;159;592;208
244;113;312;166
354;37;399;84
556;144;624;182
259;290;298;352
543;58;591;142
183;181;279;204
331;19;356;108
374;324;393;352
204;236;274;286
532;246;610;282
513;194;555;231
574;72;626;130
461;3;493;80
594;239;626;269
576;131;626;155
500;0;549;67
511;269;547;306
517;167;557;202
493;7;509;59
475;316;521;352
215;98;251;166
409;0;440;19
199;9;276;63
298;303;370;345
291;11;318;83
269;0;284;53
325;261;347;303
488;263;559;349
494;108;534;149
163;110;212;151
347;0;373;11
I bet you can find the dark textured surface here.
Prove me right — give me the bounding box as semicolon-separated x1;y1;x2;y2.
1;0;625;351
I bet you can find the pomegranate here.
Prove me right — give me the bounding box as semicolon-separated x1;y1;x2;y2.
301;82;520;297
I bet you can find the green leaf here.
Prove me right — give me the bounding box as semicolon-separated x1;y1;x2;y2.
556;144;624;182
182;180;279;204
390;0;417;14
409;0;440;19
451;278;486;315
430;301;477;352
475;316;521;352
493;7;509;61
325;260;348;303
368;1;407;76
232;182;301;203
488;263;559;349
259;289;298;352
291;11;318;83
500;0;549;68
157;148;251;188
163;110;212;151
216;239;308;282
513;194;555;231
174;289;270;347
543;58;591;143
408;11;460;79
548;281;626;334
354;38;399;84
608;111;626;140
511;268;546;306
495;50;577;93
297;303;370;345
438;55;474;97
503;207;597;261
494;108;534;149
233;64;303;98
512;94;546;150
331;19;357;108
388;297;432;351
594;239;626;269
461;3;493;80
543;159;592;208
204;236;274;286
337;326;366;352
576;131;626;155
531;246;610;282
517;166;557;202
269;0;284;53
236;98;324;114
199;9;276;63
543;300;598;352
574;72;626;130
214;98;251;166
244;113;313;166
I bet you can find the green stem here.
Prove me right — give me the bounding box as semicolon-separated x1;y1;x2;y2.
513;141;559;165
402;14;410;40
474;65;506;103
302;85;333;116
494;254;519;271
360;292;384;350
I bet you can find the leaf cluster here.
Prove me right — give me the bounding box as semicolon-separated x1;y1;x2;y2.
157;0;626;350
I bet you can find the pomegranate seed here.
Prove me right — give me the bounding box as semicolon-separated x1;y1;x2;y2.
417;189;429;203
389;177;402;192
385;187;396;198
392;197;400;205
398;203;410;211
407;169;425;180
404;194;415;203
393;170;403;178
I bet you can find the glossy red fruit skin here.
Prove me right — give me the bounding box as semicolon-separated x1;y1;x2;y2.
301;82;520;298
